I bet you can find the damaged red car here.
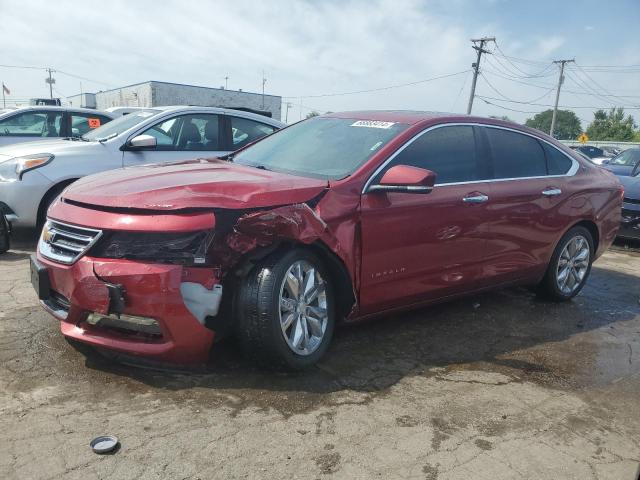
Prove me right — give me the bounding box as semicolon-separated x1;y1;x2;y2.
31;111;623;369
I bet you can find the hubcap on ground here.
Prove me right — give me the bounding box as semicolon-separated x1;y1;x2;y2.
279;260;328;356
556;235;590;295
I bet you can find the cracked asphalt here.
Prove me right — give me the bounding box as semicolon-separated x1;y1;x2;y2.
2;230;640;479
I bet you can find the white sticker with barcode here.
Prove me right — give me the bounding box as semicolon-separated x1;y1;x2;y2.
350;120;396;129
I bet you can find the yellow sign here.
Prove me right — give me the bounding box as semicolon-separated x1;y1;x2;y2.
578;133;589;144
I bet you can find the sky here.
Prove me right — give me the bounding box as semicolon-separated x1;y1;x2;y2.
0;0;639;128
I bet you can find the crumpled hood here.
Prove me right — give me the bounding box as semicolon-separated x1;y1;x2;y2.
63;159;329;210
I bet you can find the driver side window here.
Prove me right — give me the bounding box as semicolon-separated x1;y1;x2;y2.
375;125;484;185
139;114;221;151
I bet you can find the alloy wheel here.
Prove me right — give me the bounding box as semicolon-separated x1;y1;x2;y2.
556;235;590;295
279;260;328;356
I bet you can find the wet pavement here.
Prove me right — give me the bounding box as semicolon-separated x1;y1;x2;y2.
1;230;640;479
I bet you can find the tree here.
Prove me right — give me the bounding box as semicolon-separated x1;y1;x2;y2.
586;108;636;141
525;109;582;139
305;111;320;119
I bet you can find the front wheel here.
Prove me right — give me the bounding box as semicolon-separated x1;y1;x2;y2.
234;249;335;369
538;226;594;301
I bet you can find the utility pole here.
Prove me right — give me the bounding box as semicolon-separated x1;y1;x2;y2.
224;76;229;89
549;59;574;138
261;71;267;109
285;102;292;123
45;68;55;99
466;37;495;114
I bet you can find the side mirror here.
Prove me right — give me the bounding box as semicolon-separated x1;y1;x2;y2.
127;134;157;150
367;165;436;194
601;159;610;165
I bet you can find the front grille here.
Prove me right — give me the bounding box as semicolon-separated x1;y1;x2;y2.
623;197;640;206
38;219;102;264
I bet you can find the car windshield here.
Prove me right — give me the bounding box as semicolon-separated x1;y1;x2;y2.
609;149;640;166
233;117;408;179
81;110;160;141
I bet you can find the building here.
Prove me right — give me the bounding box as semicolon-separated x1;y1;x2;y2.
68;80;282;120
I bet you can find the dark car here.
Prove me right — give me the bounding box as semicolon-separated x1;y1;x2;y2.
602;148;640;176
618;172;640;240
570;145;608;164
32;112;623;368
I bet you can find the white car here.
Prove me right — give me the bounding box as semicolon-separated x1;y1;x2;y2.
0;106;115;147
0;106;285;228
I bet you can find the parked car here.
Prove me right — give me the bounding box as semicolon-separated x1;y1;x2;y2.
32;112;623;368
601;147;640;176
0;106;284;229
600;146;621;157
617;171;640;240
0;106;114;147
570;145;609;165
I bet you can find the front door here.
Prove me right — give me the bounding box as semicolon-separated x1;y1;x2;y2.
359;124;493;315
122;113;228;167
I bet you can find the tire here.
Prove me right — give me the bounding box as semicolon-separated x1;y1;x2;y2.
37;183;70;231
537;226;594;301
234;248;335;370
0;214;10;254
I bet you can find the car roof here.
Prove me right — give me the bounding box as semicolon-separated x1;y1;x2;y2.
0;105;115;118
147;105;285;126
325;110;460;125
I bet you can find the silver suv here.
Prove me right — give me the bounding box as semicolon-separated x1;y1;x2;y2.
0;106;285;228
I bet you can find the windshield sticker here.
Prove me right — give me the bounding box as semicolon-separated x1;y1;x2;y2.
88;118;101;129
350;120;396;129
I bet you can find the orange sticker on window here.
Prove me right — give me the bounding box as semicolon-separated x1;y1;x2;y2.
88;118;101;128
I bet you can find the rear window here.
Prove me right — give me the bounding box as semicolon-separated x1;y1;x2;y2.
543;143;573;175
485;127;547;179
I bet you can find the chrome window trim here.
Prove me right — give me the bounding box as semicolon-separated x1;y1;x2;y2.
362;122;579;194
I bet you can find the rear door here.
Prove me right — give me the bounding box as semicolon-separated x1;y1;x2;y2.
359;124;493;314
479;125;577;283
67;111;112;138
122;113;227;167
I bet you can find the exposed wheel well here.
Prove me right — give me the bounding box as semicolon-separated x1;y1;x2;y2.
226;240;356;321
37;178;78;226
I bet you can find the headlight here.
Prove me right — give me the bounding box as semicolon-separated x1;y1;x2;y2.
89;230;215;265
0;154;54;181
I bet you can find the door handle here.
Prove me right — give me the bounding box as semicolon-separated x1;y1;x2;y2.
542;188;562;196
462;194;489;204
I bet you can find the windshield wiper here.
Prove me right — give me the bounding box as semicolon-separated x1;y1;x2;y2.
219;152;235;161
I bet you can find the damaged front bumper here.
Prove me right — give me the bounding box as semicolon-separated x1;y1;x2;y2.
32;252;222;364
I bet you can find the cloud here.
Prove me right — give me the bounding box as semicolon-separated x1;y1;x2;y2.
534;35;566;57
0;0;637;124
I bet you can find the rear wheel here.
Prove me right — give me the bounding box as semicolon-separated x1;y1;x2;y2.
235;249;335;369
538;226;593;301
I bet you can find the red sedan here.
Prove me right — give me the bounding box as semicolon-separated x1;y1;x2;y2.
31;111;623;369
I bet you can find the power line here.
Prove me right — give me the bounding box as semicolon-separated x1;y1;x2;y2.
479;72;555;104
476;94;640;110
477;97;542;114
283;70;470;99
492;42;555;79
482;69;640;99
